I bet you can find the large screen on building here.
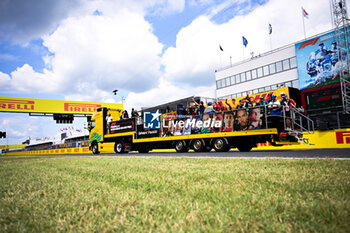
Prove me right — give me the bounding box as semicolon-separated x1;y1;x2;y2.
295;26;349;90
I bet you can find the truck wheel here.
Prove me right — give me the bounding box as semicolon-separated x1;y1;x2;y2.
192;139;205;152
213;138;229;152
115;141;125;154
174;140;189;153
237;143;253;152
92;142;100;154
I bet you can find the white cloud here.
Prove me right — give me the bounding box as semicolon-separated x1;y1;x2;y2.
2;10;163;102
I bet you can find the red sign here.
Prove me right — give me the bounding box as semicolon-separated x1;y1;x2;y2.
336;131;350;144
0;99;35;111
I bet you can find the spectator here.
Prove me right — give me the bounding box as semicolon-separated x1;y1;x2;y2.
177;103;187;117
237;99;245;109
256;96;269;106
225;97;237;110
204;102;215;114
267;93;273;103
131;108;139;117
217;100;228;111
280;92;296;130
250;97;256;107
243;97;253;109
187;102;198;116
121;110;129;119
192;98;205;116
213;101;220;111
268;95;281;115
106;112;113;124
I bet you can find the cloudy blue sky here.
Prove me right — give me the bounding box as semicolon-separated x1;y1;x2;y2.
0;0;341;145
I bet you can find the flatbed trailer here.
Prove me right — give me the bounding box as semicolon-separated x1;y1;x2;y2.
88;106;309;154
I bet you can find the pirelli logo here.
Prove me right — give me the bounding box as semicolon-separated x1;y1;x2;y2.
0;99;35;111
335;131;350;144
64;103;102;113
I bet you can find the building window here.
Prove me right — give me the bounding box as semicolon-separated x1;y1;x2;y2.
237;93;242;97
251;69;257;79
276;61;283;72
216;80;221;89
263;65;269;76
282;59;290;70
269;63;276;74
232;94;237;98
271;84;277;90
235;74;241;83
265;86;271;91
226;77;231;86
290;57;297;68
221;78;226;87
242;91;247;97
230;76;235;85
259;87;264;93
285;81;292;87
292;80;299;88
253;89;258;94
241;72;246;82
257;67;263;78
246;71;251;80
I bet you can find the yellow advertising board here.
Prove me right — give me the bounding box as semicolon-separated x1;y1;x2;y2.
0;96;123;115
255;128;350;150
224;87;290;108
0;144;25;149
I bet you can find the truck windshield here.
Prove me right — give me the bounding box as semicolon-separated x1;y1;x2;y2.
88;121;95;132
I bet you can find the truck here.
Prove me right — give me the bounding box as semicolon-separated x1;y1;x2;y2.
88;91;314;154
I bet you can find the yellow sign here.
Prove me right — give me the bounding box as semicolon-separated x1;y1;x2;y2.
224;87;290;108
0;144;25;149
255;128;350;149
0;97;123;115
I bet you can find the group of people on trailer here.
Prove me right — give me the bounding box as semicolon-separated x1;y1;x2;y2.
105;92;297;133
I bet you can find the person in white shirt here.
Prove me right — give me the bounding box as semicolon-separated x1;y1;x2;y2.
268;95;281;115
106;113;113;131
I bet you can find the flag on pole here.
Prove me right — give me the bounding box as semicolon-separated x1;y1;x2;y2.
242;36;248;47
302;7;309;19
268;23;272;35
219;45;224;51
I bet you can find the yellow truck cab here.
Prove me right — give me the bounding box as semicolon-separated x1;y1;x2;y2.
89;107;122;154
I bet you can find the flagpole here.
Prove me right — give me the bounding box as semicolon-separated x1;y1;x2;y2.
302;8;306;39
269;34;272;51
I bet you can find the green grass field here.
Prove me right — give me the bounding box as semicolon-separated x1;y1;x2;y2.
0;156;349;232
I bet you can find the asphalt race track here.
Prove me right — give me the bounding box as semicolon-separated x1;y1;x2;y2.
92;148;350;159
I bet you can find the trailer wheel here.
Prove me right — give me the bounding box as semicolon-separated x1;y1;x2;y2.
92;141;100;154
237;143;253;152
174;140;189;153
192;139;205;152
213;138;229;152
115;141;127;154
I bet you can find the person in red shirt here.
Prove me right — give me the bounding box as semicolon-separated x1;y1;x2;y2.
217;100;228;111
